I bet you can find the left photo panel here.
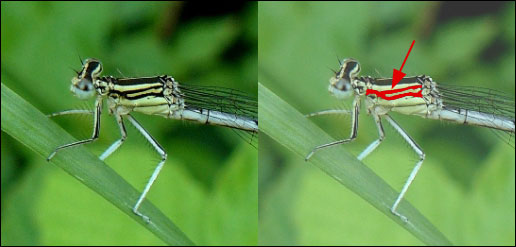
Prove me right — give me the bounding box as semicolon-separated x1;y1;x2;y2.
1;2;257;245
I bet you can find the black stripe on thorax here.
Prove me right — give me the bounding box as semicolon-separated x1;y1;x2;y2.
113;76;165;85
116;92;165;100
103;76;166;95
122;93;163;100
112;84;164;95
369;76;422;86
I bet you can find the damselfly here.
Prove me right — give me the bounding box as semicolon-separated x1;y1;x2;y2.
47;58;258;222
305;58;515;222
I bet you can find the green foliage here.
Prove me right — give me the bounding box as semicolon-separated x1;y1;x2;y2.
258;2;515;245
1;83;193;245
259;83;451;245
1;2;257;245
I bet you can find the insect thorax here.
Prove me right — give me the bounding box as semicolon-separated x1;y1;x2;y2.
96;76;185;116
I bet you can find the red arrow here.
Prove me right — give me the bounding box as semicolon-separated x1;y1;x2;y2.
392;40;415;88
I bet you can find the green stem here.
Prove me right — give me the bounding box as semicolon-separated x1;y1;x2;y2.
258;82;451;245
1;83;195;246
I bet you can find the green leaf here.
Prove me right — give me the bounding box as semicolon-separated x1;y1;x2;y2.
258;82;451;245
0;83;195;246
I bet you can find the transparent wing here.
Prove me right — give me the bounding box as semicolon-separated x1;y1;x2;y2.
437;84;515;147
178;84;258;146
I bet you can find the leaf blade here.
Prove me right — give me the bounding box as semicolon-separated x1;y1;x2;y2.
258;82;451;245
1;83;195;246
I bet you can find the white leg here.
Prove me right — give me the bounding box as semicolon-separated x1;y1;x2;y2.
305;109;351;118
47;109;93;118
47;97;103;161
384;115;425;223
126;115;167;223
99;114;127;161
305;96;360;160
357;113;385;161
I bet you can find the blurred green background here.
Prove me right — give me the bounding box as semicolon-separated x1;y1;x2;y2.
259;1;514;245
2;1;515;246
2;2;257;245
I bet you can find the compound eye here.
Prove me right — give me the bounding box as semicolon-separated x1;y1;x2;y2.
84;58;103;78
79;79;92;91
335;68;344;78
343;80;352;91
71;78;95;99
330;77;350;91
341;58;361;79
354;64;360;75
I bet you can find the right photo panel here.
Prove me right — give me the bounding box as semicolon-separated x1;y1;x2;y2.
258;2;515;245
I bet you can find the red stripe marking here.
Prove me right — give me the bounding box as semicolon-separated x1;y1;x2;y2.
366;85;422;100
